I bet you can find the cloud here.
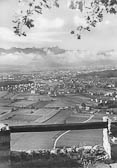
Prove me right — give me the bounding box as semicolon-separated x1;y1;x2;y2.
34;16;64;30
74;15;87;27
0;52;34;65
0;47;117;66
97;15;117;29
0;27;16;41
0;26;62;44
104;20;110;25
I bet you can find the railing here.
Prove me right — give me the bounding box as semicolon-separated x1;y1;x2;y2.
9;121;108;133
0;117;117;167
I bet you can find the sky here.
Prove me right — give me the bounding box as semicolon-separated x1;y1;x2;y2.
0;0;117;51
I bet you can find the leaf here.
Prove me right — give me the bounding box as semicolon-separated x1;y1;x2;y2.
25;19;34;29
45;4;51;8
69;1;75;9
40;2;43;6
109;7;117;14
71;31;75;34
35;9;42;14
13;26;17;29
35;5;42;10
54;0;59;8
87;16;90;20
78;1;83;12
110;0;117;6
54;2;59;8
29;3;33;7
86;27;90;31
42;0;46;3
77;34;81;39
12;20;18;23
22;32;27;36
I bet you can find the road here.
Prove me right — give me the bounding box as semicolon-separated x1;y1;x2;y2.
53;115;94;149
11;109;72;150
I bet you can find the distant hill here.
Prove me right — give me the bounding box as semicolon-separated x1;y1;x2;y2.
0;46;65;55
79;69;117;78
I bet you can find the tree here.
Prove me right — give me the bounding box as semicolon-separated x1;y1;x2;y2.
13;0;117;39
81;102;86;109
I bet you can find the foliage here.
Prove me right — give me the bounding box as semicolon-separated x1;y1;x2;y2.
13;0;117;38
69;0;117;39
11;145;110;168
13;0;59;36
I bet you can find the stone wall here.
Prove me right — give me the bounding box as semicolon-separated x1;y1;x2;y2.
0;124;10;168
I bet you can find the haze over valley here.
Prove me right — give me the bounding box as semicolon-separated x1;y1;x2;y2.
0;47;117;72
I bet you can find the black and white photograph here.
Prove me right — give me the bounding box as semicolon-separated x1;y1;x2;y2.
0;0;117;167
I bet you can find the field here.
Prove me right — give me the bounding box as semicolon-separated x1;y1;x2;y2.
0;91;8;98
0;106;11;115
10;100;37;108
0;91;115;152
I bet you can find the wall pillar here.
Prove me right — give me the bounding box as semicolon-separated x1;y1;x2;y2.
110;121;117;160
103;116;111;159
0;123;10;168
103;116;117;160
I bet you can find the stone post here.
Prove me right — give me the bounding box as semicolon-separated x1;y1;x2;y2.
103;116;111;159
110;122;117;160
0;123;10;168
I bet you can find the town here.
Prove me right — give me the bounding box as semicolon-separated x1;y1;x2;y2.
0;69;117;127
0;68;117;168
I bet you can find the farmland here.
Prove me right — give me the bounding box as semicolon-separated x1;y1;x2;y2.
0;91;116;151
10;114;103;151
0;69;117;152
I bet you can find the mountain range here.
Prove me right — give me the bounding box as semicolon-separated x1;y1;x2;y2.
0;46;65;55
0;46;117;72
